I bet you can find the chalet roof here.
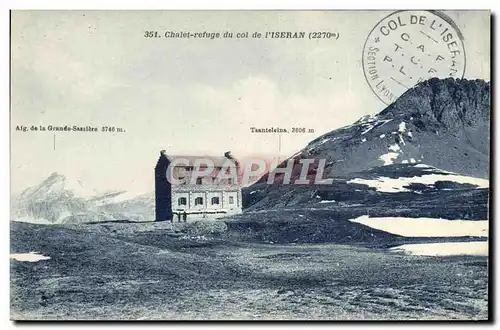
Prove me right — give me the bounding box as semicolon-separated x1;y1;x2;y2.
166;155;237;167
158;150;239;168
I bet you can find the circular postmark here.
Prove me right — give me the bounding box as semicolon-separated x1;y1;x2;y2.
362;10;466;105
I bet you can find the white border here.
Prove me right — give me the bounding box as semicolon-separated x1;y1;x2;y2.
1;1;497;329
3;0;499;10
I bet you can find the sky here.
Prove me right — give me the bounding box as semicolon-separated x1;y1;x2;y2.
10;10;490;194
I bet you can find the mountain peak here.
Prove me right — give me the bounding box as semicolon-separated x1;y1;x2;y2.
270;78;490;180
381;78;490;132
13;174;155;224
46;171;64;180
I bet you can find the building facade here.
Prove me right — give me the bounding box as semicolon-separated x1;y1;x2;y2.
154;150;243;221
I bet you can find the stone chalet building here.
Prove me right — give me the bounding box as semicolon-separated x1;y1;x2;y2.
154;150;242;221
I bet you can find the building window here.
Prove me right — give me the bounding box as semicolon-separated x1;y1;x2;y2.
228;178;233;184
211;197;220;205
229;196;234;204
178;197;187;206
195;197;204;206
196;178;202;185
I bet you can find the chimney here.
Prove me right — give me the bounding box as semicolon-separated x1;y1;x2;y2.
224;151;239;169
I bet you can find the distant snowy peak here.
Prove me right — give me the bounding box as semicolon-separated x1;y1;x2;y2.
19;173;149;203
13;173;155;224
89;190;154;206
20;172;98;200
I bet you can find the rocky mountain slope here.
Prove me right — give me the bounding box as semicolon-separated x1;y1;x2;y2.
259;78;490;183
239;78;491;242
235;161;489;245
244;163;489;218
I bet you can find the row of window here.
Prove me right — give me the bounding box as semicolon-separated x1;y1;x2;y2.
179;177;233;185
177;196;235;206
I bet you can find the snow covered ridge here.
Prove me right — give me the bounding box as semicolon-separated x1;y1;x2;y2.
347;166;489;193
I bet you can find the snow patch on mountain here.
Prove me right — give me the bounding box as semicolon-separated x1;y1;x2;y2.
390;242;488;256
414;164;431;168
398;122;406;133
356;114;377;124
315;137;332;147
10;252;51;262
347;168;488;193
93;190;145;205
389;144;400;152
361;124;375;135
379;152;399;165
350;215;488;237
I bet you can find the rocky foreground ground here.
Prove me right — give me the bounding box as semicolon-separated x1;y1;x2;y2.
11;221;488;320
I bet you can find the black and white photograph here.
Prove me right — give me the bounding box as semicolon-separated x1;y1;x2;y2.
9;9;491;321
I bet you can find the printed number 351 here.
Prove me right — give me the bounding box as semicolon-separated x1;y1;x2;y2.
144;31;159;38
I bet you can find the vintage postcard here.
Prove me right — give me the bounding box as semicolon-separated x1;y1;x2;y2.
10;10;490;320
